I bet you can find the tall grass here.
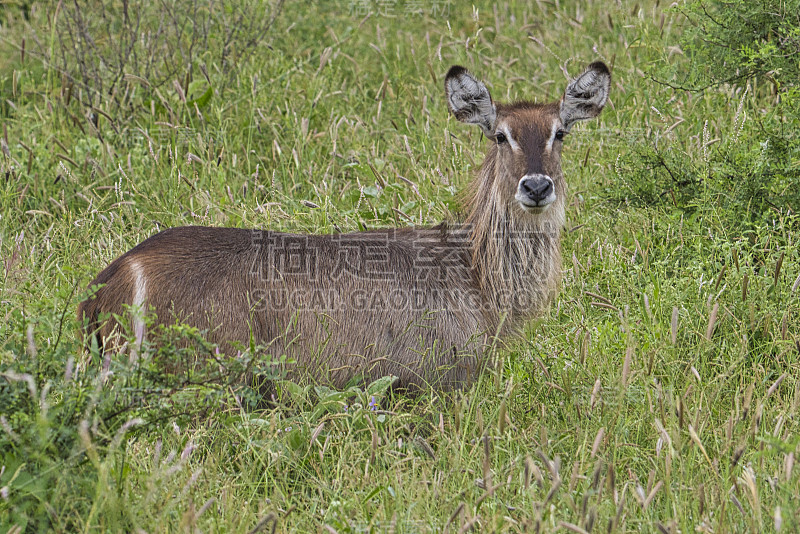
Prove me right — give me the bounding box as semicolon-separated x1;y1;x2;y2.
1;0;799;531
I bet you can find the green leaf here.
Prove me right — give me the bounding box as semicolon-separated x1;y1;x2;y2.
186;85;213;109
361;485;384;504
278;380;308;402
366;375;397;397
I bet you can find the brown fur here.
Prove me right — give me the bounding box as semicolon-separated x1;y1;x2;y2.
78;63;609;391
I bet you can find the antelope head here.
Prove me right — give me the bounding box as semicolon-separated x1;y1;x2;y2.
445;62;611;220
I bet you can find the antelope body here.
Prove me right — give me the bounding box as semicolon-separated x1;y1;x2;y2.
78;62;610;391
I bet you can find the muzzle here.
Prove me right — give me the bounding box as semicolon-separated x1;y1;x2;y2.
515;174;556;211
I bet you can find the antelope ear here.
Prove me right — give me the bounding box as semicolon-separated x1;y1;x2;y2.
444;66;497;136
560;61;610;132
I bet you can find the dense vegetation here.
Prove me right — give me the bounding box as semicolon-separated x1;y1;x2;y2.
1;0;799;531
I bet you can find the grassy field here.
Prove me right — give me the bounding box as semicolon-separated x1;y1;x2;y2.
2;0;799;531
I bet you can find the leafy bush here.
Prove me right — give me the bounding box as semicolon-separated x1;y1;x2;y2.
0;297;285;531
676;0;800;92
614;0;800;235
16;0;283;120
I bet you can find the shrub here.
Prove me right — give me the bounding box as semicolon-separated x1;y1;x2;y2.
0;296;284;530
16;0;283;124
614;0;800;236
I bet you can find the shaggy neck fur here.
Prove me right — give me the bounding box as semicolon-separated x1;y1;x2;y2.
462;148;565;331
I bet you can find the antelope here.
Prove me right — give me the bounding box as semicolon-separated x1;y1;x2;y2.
78;61;610;391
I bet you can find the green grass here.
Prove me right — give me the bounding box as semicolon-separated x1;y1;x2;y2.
2;0;800;531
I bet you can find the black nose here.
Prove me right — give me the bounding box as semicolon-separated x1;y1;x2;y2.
520;178;553;203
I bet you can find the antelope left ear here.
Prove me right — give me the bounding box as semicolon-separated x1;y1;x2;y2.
560;61;611;132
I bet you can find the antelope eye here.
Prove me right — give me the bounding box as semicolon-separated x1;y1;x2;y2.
494;132;507;144
555;129;566;141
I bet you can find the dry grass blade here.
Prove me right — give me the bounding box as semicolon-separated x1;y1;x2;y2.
475;481;504;507
248;512;277;534
415;436;435;460
544;477;562;506
197;497;215;518
705;302;719;341
498;397;507;434
123;73;151;86
318;46;333;73
654;419;671;447
784;452;794;481
741;465;760;522
713;264;727;291
671;306;679;344
688;425;713;467
186;152;204;165
444;503;464;534
610;484;627;530
524;456;544;488
773;251;784;286
766;373;787;400
584;291;612;305
482;434;491;487
691;366;701;384
730;492;744;515
742;274;749;302
642;480;663;510
458;515;480;534
591;427;605;458
580;330;590;365
590;301;618;311
310;422;325;445
558;521;589;534
622;347;632;387
590;378;601;410
536;450;559;480
56;153;79;168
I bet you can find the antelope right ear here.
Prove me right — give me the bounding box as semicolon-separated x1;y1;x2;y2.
560;61;611;132
444;66;497;136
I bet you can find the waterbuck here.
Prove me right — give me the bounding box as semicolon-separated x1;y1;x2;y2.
78;62;610;391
